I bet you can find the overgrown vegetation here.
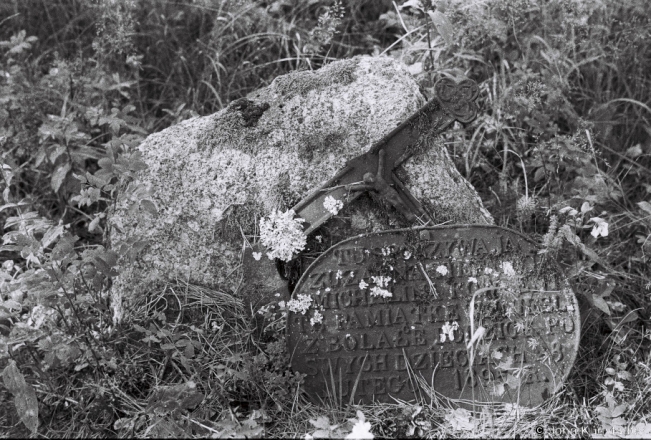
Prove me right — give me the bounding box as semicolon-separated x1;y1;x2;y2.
1;0;650;437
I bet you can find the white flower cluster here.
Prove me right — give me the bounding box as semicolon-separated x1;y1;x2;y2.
370;286;392;298
590;217;609;238
436;265;448;276
440;321;460;343
369;275;392;298
371;275;392;288
26;305;58;330
310;310;323;326
259;209;307;262
323;195;344;215
501;261;516;277
287;294;313;315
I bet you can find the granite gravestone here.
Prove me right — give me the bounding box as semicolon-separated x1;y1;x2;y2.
287;226;580;406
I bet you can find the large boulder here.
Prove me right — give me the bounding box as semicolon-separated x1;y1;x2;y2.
109;55;493;323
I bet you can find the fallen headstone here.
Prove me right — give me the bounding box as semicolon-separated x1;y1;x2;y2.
287;226;580;406
108;56;493;322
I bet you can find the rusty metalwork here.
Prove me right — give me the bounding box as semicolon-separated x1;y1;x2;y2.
347;149;430;224
291;78;479;236
434;78;479;123
287;226;580;406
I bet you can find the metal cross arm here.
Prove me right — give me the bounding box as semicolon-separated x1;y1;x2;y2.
291;77;479;236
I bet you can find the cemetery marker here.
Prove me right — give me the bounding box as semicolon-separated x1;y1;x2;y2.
287;226;580;406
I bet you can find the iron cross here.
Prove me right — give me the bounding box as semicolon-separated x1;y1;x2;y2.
291;77;480;235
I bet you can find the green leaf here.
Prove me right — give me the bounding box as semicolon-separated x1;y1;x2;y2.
179;392;204;410
140;199;158;215
184;343;195;358
88;215;101;232
592;294;611;315
2;360;27;393
51;235;78;260
638;201;651;216
14;383;39;433
2;360;39;433
610;404;627;418
1;299;22;311
427;10;454;47
49;145;67;164
51;162;71;193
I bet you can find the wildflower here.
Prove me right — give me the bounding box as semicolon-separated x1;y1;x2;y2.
323;195;344;215
359;279;369;290
286;294;313;315
370;287;392;298
336;270;343;280
274;292;281;297
527;338;539;349
484;267;493;275
26;305;57;329
559;206;579;216
259;209;307;262
607;301;626;312
252;252;262;261
501;261;516;277
278;301;286;309
436;265;448;276
381;246;391;256
590;217;609;238
349;271;355;278
468;277;478;284
504;306;515;319
346;411;374;439
403;250;412;259
440;321;459;342
315;235;323;243
310;310;323;326
516;195;537;219
514;321;525;332
371;275;391;287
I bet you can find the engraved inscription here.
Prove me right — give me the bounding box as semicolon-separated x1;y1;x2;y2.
287;226;580;406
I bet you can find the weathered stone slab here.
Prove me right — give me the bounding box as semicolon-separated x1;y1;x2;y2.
287;226;580;406
108;56;494;323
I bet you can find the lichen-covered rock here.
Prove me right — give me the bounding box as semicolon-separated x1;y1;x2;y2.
109;55;493;323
